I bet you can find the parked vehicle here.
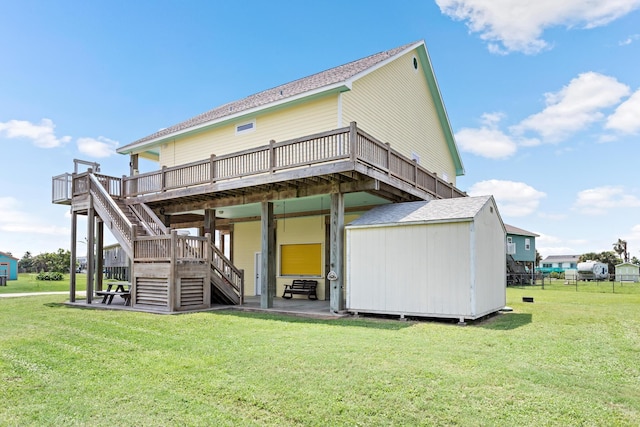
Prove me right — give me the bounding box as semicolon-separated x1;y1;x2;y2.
577;261;609;281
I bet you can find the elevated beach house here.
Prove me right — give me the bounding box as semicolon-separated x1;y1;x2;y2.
52;40;468;314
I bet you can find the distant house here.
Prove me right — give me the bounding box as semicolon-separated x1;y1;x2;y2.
615;262;639;282
539;255;580;274
505;224;538;286
0;251;19;281
505;224;537;264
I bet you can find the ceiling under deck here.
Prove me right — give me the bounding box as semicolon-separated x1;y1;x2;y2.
139;169;423;221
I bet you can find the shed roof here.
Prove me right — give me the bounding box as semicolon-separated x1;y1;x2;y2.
615;262;640;268
347;196;495;227
505;224;539;237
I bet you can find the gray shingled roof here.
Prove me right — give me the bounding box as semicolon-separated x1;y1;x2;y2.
347;196;493;227
505;224;539;237
121;41;420;151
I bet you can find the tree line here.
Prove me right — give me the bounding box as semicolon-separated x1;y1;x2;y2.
17;250;72;274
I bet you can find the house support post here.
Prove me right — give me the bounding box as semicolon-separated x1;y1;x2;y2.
329;192;345;313
69;210;77;302
204;209;216;240
260;201;276;308
86;200;95;304
96;219;104;291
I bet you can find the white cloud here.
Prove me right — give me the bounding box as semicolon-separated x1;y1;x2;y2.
573;186;640;215
455;112;537;159
605;89;640;134
0;118;71;148
436;0;640;54
619;34;640;46
512;72;630;142
0;196;68;235
77;136;119;158
455;127;517;159
468;179;546;216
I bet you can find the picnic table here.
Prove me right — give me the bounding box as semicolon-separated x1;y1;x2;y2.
96;282;131;306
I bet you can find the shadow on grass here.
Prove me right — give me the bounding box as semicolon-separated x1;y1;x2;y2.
212;309;415;330
44;302;67;308
477;312;532;330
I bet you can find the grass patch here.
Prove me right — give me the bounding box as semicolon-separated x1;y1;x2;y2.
0;288;639;425
0;273;87;294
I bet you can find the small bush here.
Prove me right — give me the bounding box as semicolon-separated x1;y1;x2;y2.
36;272;64;281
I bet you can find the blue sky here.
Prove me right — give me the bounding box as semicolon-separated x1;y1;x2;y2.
1;0;639;260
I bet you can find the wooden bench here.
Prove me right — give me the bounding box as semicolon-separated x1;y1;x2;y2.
282;279;318;300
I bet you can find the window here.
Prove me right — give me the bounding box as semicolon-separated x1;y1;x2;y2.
280;243;322;276
235;120;255;135
507;237;513;244
525;238;531;250
543;263;552;268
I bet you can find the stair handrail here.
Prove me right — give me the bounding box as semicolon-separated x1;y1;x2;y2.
128;202;169;236
88;173;134;257
209;240;244;304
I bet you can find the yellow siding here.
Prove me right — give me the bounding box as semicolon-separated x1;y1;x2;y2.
232;221;262;296
232;213;360;300
159;95;339;167
342;49;456;184
276;216;326;298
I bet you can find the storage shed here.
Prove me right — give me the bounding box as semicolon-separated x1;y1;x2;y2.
0;251;19;281
345;196;506;322
615;262;639;282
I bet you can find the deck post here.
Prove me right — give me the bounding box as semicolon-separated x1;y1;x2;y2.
204;209;216;236
349;122;357;162
169;230;178;311
96;219;104;291
86;199;95;304
329;192;345;313
260;201;275;308
69;210;77;302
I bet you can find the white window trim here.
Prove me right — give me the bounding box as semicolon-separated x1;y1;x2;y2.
235;119;256;135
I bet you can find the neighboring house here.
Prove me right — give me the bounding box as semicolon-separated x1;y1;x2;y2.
615;262;639;282
346;196;506;322
0;251;19;281
52;40;470;314
538;255;580;274
505;224;538;286
505;224;537;263
104;244;130;281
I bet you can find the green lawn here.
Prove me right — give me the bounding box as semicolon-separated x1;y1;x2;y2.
0;273;87;294
1;286;639;425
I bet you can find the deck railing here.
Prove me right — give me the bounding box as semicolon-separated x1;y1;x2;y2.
133;232;207;262
128;203;169;236
118;123;465;199
52;173;72;203
56;123;465;203
88;174;133;254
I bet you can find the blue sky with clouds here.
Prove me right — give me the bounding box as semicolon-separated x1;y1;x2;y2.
1;0;639;260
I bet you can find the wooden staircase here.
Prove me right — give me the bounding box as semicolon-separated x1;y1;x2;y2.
209;242;244;305
88;172;243;307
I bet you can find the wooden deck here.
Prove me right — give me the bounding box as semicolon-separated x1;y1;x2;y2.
52;123;465;210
